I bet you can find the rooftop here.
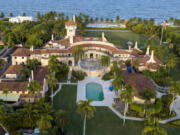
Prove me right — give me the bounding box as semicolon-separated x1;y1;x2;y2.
122;71;155;98
4;65;23;75
65;20;77;26
0;82;28;92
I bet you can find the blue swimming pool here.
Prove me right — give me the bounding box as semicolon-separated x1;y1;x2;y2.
86;82;104;101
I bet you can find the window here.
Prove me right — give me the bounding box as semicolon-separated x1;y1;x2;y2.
15;57;17;59
16;62;18;65
22;57;24;59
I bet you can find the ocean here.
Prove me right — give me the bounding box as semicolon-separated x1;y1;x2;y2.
0;0;180;23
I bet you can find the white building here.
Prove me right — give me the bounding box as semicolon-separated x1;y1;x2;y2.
9;16;33;23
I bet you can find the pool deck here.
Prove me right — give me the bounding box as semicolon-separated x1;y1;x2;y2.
77;77;115;106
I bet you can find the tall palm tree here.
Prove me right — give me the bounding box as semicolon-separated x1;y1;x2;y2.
27;80;41;101
77;100;96;135
168;81;180;114
166;53;178;71
101;55;110;72
111;61;122;77
36;115;53;134
47;72;58;106
48;55;60;74
2;88;9;103
142;117;167;135
55;110;68;134
119;84;134;126
72;45;84;68
139;89;155;114
112;77;123;96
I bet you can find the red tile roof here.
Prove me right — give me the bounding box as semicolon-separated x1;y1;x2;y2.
34;66;49;86
122;71;155;98
0;82;28;92
65;20;77;26
4;65;23;74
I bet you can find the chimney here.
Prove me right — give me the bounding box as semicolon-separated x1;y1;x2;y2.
51;34;54;41
30;46;34;52
146;46;150;55
31;70;34;80
70;36;73;44
134;41;138;50
147;50;156;63
73;14;76;22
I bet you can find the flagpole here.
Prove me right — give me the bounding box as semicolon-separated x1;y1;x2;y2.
160;25;164;45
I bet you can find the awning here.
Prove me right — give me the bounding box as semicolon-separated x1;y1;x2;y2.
0;94;20;102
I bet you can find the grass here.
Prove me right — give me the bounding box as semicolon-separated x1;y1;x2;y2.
54;85;180;135
84;31;159;49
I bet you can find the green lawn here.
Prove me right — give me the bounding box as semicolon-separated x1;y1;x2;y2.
84;31;159;49
54;85;180;135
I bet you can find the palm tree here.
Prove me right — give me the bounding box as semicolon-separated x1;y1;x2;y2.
55;110;68;134
47;72;58;106
111;61;122;77
139;89;155;114
119;84;134;126
2;88;9;103
112;77;123;96
168;81;180;114
37;115;53;134
27;80;41;101
142;117;167;135
72;45;84;69
48;55;60;74
101;55;110;72
77;100;96;135
166;53;178;71
0;59;7;69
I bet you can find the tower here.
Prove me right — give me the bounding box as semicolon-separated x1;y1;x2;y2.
65;16;77;38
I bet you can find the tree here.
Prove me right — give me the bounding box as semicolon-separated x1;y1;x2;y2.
95;17;98;23
0;59;7;69
48;55;60;74
116;16;120;24
112;77;123;96
142;117;167;135
77;100;96;135
168;81;180;114
166;53;178;70
22;12;26;16
47;72;58;106
36;12;42;22
37;115;53;134
19;67;31;80
55;110;68;134
0;12;4;18
101;55;110;72
139;89;155;114
2;88;9;103
72;45;84;68
9;13;13;17
119;84;134;125
27;80;41;100
26;59;40;70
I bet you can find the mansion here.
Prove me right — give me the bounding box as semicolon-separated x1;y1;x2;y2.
0;18;163;104
11;19;162;75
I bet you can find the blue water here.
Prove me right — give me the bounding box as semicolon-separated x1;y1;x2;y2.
0;0;180;23
86;82;104;101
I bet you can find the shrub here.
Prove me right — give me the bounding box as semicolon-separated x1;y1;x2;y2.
102;71;114;80
71;70;87;82
56;63;69;82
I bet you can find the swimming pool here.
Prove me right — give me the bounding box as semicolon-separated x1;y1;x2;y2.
86;82;104;101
